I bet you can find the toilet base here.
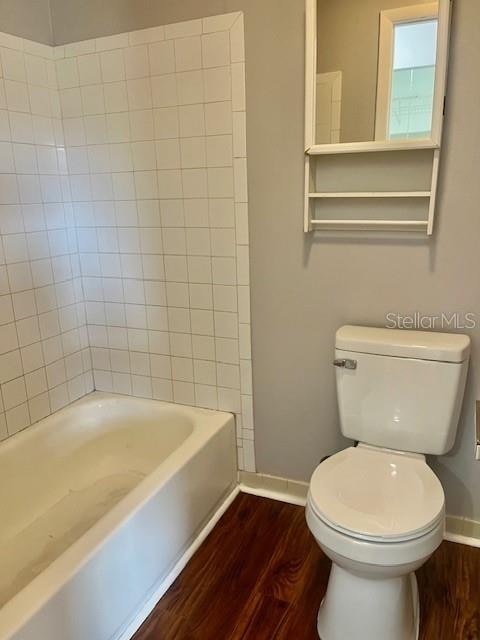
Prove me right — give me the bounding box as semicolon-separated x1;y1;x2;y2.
317;564;419;640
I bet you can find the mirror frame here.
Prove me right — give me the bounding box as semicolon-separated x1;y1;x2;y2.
305;0;452;155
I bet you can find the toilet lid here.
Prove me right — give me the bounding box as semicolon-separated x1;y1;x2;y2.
308;446;445;542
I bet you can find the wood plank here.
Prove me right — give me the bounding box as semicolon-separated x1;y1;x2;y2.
133;494;480;640
417;540;480;640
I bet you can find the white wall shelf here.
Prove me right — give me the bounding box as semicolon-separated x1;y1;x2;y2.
304;148;441;233
303;0;452;235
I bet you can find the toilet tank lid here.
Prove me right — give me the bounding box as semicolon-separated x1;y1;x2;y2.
336;325;471;363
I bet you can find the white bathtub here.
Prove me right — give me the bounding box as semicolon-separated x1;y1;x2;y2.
0;392;237;640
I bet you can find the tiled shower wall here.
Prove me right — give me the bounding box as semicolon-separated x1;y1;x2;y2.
62;13;253;470
0;33;92;440
0;14;253;471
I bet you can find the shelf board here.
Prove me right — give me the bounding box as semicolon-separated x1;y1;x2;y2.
306;139;439;156
309;191;431;199
310;219;429;232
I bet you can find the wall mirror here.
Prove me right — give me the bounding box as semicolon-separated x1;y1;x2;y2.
305;0;451;153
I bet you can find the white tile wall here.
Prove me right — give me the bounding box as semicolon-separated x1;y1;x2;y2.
0;36;93;439
0;13;253;472
57;13;254;471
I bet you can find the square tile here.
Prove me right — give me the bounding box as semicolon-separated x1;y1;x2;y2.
213;284;237;312
127;78;152;111
155;139;181;170
202;32;230;68
171;356;193;382
174;37;202;72
104;81;128;113
177;70;204;105
209;198;235;228
100;49;125;82
206;135;233;167
164;255;188;282
157;169;183;198
187;256;211;283
214;311;238;339
211;228;236;257
178;104;205;138
180;137;206;169
182;168;208;198
184;198;209;227
186;228;210;256
212;256;236;284
124;45;150;79
217;363;240;389
149;41;175;76
192;334;215;360
193;359;216;385
149;330;171;354
160;199;184;227
1;48;26;82
190;309;213;336
215;336;239;364
129;109;154;141
203;67;231;103
162;227;186;254
77;53;102;85
205;101;232;135
151;74;177;108
6;402;30;435
132;141;156;170
189;283;212;309
167;307;190;333
4;80;30;112
207;167;234;198
170;332;192;357
153;106;179;139
56;57;79;89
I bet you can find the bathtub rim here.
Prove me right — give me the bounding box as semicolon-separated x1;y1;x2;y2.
0;391;236;638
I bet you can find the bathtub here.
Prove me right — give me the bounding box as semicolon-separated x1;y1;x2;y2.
0;392;237;640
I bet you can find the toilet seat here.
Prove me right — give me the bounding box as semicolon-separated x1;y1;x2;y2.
308;445;445;543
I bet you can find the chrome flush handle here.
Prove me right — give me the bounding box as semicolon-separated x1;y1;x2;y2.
333;358;357;370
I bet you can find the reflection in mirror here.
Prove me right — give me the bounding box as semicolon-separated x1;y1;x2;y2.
316;1;439;145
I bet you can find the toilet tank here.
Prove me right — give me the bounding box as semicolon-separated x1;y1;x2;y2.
335;326;470;455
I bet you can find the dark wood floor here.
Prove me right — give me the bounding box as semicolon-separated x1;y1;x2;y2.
133;493;480;640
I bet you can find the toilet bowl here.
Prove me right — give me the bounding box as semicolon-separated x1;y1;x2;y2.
305;326;470;640
306;444;444;640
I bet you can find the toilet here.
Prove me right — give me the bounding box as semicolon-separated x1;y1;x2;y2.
306;325;470;640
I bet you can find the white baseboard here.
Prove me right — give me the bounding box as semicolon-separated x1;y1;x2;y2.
239;483;307;507
239;470;308;506
115;485;240;640
240;472;480;549
444;531;480;548
444;515;480;548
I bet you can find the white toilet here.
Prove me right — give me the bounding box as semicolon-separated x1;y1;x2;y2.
306;325;470;640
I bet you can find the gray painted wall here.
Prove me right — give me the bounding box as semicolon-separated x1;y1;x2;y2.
0;0;53;44
6;0;480;520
